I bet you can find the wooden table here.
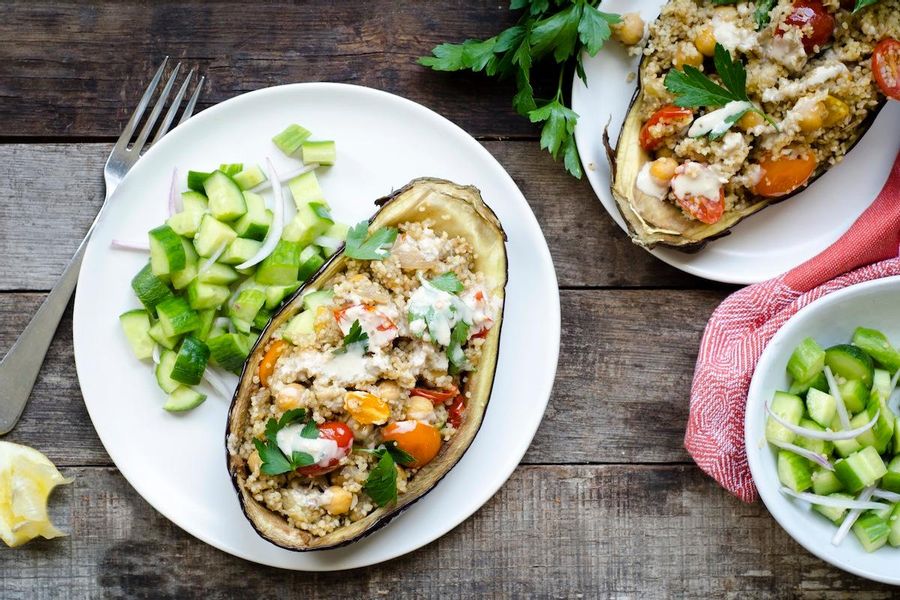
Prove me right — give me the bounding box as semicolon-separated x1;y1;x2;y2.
0;2;895;597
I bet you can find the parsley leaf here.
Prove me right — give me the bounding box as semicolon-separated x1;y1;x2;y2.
529;85;579;160
577;5;620;56
255;409;319;476
300;420;319;439
429;272;464;294
529;4;582;63
447;321;472;375
382;441;416;467
713;43;748;101
417;43;468;71
334;319;369;355
853;0;880;11
344;221;398;261
254;438;293;476
753;0;776;28
364;451;398;507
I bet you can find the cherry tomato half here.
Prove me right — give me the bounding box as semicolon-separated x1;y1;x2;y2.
447;395;466;429
674;189;725;225
780;0;834;53
639;105;693;151
382;420;442;468
296;421;354;477
872;38;900;101
752;152;818;198
258;339;286;387
411;385;459;404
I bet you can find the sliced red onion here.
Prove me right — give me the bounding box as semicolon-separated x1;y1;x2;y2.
110;239;150;251
214;317;232;331
168;167;180;216
769;440;833;471
872;488;900;502
780;487;887;510
197;242;228;278
236;159;285;270
824;366;851;430
888;369;900;416
248;162;319;193
314;236;343;250
766;403;879;440
202;367;236;399
833;486;875;546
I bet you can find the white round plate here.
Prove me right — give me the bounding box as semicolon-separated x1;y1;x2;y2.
572;0;900;284
73;83;560;570
746;276;900;585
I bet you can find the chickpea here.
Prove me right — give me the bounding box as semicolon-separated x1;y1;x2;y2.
796;100;827;133
612;13;645;46
376;380;402;403
406;395;434;421
822;95;850;127
275;383;306;411
737;110;765;132
713;5;738;20
694;26;717;57
674;43;703;70
649;157;678;183
325;486;353;515
247;450;262;475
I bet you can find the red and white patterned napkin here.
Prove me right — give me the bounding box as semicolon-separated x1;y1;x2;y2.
685;151;900;502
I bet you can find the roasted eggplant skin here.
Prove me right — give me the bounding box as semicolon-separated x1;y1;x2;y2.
607;52;885;252
225;178;508;551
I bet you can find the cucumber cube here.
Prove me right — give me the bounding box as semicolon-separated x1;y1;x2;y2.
264;282;301;310
220;238;263;265
283;310;316;345
777;450;812;492
233;192;271;241
198;263;240;286
186;280;231;310
204;171;247;221
894;416;900;455
194;215;238;257
256;240;303;285
881;456;900;493
208;333;252;374
167;210;204;238
765;391;804;444
149;321;180;350
834;446;887;493
788;371;828;396
298;246;325;281
232;164;267;190
272;124;311;156
196;309;216;342
872;368;891;401
218;163;243;176
853;392;894;453
319;222;349;257
826;344;874;388
811;468;844;496
853;511;891;552
838;379;868;414
795;419;833;457
287;170;324;206
119;309;154;360
156;297;201;338
164;385;207;412
148;224;187;276
155;350;180;393
889;504;900;547
283;199;334;246
180;190;209;213
187;171;211;192
303;289;334;312
853;327;900;373
787;337;825;383
170;239;200;290
806;388;836;428
301;140;336;165
131;264;174;315
813;493;852;524
171;336;210;385
230;288;266;325
253;308;272;330
831;413;863;457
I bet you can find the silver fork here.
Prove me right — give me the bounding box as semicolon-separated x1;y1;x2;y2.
0;57;204;435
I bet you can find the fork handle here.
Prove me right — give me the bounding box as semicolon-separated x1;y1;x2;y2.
0;232;90;435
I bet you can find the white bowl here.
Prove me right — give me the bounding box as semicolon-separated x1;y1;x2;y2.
746;276;900;585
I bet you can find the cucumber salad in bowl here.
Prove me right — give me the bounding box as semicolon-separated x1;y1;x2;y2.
765;327;900;552
116;124;350;412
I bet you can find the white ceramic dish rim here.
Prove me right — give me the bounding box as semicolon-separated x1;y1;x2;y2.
746;275;900;586
72;82;561;570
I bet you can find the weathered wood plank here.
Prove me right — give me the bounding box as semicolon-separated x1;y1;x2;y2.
0;143;704;291
0;0;550;139
0;289;723;467
1;465;894;598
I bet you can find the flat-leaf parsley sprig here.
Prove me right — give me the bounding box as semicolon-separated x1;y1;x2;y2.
664;43;777;138
253;409;318;475
355;442;416;506
418;0;622;179
344;220;398;261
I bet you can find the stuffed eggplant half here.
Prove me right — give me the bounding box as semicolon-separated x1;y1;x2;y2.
226;178;507;551
610;0;899;250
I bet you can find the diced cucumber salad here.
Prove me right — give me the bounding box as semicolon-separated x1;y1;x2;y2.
118;125;344;413
766;327;900;553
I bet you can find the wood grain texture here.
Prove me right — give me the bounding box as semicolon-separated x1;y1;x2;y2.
0;289;724;466
1;466;896;599
0;143;708;291
0;0;552;139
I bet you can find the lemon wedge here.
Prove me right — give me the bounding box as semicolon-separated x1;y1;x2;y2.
0;441;72;548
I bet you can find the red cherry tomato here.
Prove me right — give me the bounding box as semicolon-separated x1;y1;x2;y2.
447;395;466;429
639;105;693;151
296;421;354;477
872;38;900;101
752;152;817;197
411;385;459;404
674;189;725;225
780;0;834;53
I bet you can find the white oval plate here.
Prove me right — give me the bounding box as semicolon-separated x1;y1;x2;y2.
572;0;900;284
746;276;900;585
72;83;560;570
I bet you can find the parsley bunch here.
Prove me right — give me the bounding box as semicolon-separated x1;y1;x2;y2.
357;442;416;507
253;409;320;475
418;0;622;179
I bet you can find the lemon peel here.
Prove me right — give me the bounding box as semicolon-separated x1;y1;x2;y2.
0;441;73;548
